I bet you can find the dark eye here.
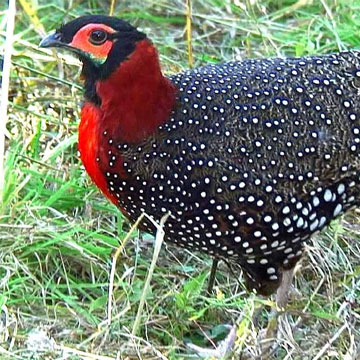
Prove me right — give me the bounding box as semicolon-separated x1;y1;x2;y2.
89;30;107;45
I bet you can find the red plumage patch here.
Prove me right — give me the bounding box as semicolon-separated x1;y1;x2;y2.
95;40;177;143
79;102;119;205
78;39;176;206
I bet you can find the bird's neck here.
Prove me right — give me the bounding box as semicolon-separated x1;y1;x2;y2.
91;39;177;143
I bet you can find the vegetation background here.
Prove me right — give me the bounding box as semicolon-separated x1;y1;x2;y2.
0;0;359;358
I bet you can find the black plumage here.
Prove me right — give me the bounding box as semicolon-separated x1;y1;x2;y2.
104;51;360;294
41;16;360;296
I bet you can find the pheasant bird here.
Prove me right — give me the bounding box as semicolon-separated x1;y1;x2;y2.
40;15;360;303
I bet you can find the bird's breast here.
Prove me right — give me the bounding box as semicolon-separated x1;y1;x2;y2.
78;101;124;205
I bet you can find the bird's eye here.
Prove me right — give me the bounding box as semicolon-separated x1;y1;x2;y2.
89;30;108;45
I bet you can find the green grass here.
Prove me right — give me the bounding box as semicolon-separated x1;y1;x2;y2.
1;0;360;359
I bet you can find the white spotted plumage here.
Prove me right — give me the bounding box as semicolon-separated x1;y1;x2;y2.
100;50;360;295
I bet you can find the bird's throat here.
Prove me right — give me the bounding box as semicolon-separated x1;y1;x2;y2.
93;39;177;143
78;39;177;205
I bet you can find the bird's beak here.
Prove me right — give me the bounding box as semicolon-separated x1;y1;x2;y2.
39;32;87;58
39;32;65;48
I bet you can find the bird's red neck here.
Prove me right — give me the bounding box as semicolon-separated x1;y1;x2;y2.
78;39;176;205
93;39;177;143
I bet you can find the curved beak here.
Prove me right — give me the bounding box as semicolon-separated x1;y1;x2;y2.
39;32;65;48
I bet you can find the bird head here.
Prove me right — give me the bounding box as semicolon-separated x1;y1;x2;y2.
40;15;146;80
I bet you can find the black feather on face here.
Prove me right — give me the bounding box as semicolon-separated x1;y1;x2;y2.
56;15;138;43
53;15;146;75
40;15;147;104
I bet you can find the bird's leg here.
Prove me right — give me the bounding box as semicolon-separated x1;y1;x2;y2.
276;268;295;309
260;268;295;357
266;268;295;338
207;258;219;295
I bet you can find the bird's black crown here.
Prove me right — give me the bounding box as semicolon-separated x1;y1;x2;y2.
57;15;140;43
